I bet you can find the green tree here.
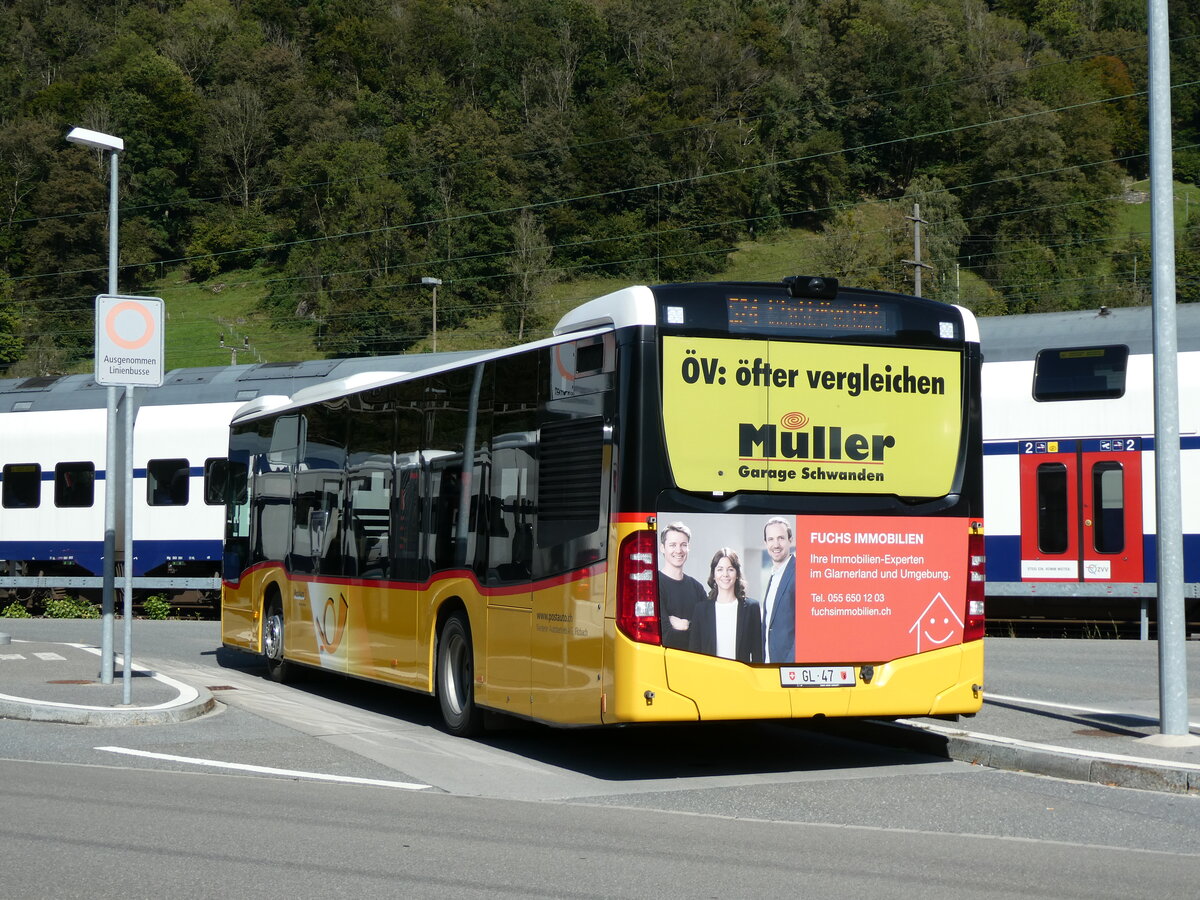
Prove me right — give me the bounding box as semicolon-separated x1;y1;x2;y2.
506;209;554;340
0;273;23;369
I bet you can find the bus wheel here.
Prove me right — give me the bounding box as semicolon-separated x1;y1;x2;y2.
437;613;483;737
263;599;291;683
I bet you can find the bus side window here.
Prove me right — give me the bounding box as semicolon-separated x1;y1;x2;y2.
291;402;346;576
392;394;424;583
487;354;538;586
346;395;395;580
424;364;490;574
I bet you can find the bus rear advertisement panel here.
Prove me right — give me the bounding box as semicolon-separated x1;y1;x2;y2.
655;512;970;666
661;336;963;496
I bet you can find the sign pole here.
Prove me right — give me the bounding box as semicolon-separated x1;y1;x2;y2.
122;384;135;704
94;294;165;705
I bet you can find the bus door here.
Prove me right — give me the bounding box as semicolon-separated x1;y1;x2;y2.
1018;438;1143;583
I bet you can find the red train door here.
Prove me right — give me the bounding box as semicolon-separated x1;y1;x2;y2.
1018;438;1143;583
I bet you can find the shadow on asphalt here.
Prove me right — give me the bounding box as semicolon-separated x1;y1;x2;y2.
209;649;949;782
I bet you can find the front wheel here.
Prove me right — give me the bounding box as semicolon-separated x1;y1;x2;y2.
263;599;291;683
436;612;484;736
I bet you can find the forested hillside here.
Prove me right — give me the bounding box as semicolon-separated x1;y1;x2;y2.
1;0;1198;374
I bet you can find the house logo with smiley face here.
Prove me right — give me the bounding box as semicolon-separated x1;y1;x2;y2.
908;593;964;653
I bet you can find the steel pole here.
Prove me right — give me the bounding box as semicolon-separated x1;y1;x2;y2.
100;148;119;684
1146;0;1192;740
121;384;135;705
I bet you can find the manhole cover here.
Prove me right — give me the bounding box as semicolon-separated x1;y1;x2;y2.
206;685;236;691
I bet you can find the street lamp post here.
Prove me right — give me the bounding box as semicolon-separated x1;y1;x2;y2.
422;277;442;352
65;126;123;686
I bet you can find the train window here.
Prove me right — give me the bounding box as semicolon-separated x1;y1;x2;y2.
1092;461;1125;554
148;458;190;506
203;458;225;505
1036;463;1069;554
1033;345;1128;401
54;462;95;508
2;463;41;508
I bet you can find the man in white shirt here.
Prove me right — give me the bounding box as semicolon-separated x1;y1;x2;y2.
761;517;796;663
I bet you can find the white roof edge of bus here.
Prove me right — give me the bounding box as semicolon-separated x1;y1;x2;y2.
954;304;981;344
553;285;657;334
289;370;412;407
231;394;294;424
231;325;613;425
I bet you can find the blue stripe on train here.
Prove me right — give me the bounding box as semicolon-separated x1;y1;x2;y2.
984;533;1200;583
985;436;1200;455
0;539;222;576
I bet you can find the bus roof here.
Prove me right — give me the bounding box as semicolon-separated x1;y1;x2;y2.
229;325;612;426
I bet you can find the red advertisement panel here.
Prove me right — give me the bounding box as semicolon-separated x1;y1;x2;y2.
793;515;969;663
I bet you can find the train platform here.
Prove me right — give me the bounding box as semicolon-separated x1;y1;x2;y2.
0;627;1197;794
0;636;214;726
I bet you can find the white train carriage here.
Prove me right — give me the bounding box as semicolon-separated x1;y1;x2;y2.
0;351;478;595
978;304;1200;630
5;299;1198;631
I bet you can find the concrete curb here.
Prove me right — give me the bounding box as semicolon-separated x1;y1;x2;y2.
823;718;1200;795
0;687;216;726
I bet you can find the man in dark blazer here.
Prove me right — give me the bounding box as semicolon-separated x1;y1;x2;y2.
761;517;796;664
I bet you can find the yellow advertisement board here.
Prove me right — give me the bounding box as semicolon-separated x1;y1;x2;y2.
662;336;963;496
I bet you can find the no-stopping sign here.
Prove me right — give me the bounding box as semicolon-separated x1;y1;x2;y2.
95;294;164;387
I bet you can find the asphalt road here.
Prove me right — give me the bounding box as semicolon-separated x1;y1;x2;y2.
1;620;1197;897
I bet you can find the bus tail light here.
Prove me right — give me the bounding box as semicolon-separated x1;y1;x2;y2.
616;530;661;645
964;529;986;642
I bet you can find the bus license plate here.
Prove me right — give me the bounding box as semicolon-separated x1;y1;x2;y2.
779;666;855;687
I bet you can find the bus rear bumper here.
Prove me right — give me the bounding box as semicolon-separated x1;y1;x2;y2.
607;636;983;723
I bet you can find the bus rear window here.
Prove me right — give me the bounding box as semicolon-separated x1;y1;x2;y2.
1033;345;1127;401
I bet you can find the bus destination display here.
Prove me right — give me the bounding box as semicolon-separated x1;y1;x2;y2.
727;294;894;335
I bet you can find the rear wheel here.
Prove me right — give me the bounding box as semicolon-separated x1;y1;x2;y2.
263;599;291;683
436;612;483;736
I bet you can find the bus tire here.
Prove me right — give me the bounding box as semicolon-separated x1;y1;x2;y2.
436;612;483;737
263;598;291;684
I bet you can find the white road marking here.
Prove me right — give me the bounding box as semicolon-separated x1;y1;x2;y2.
897;718;1200;771
0;654;25;660
32;652;66;661
95;745;432;790
0;643;202;711
986;692;1200;730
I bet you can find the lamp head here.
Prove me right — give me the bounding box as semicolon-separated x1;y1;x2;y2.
66;127;124;152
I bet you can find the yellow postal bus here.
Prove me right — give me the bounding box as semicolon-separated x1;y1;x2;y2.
220;277;985;734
